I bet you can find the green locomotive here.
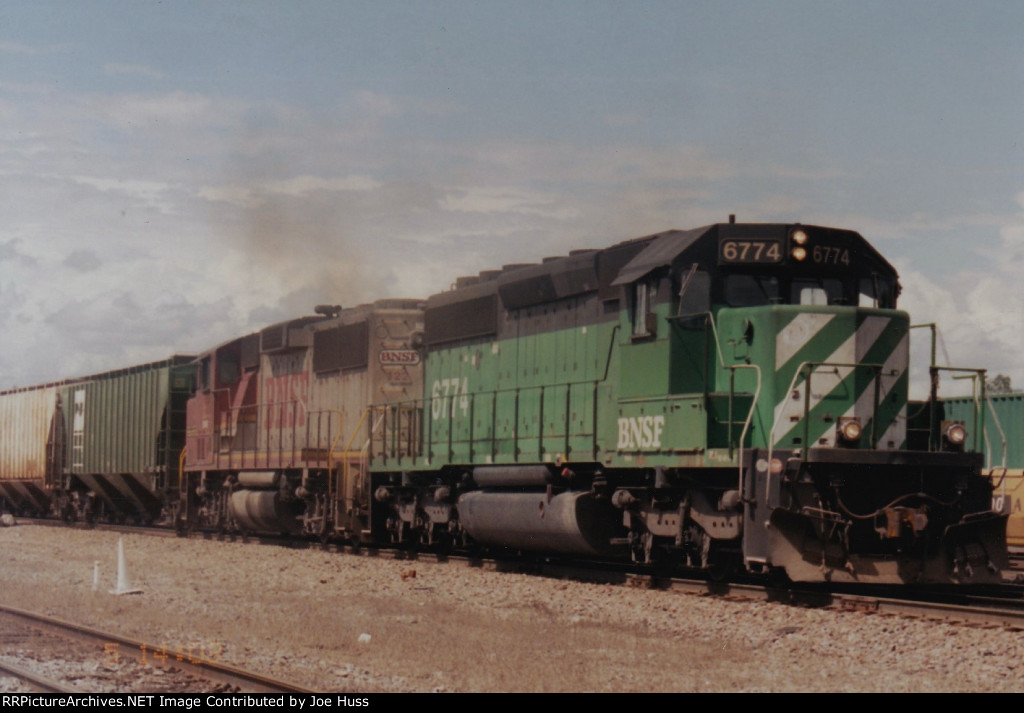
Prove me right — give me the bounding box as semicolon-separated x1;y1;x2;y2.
370;221;1007;584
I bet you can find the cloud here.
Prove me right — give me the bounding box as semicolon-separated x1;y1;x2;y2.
440;185;580;219
103;63;164;79
91;91;249;130
0;80;55;95
353;90;401;117
604;112;645;129
2;66;1018;400
68;175;178;213
0;41;72;55
994;190;1024;255
460;140;736;184
0;239;38;267
62;249;102;272
900;264;1024;397
200;174;382;207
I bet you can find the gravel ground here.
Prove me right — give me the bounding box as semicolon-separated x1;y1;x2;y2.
0;523;1022;692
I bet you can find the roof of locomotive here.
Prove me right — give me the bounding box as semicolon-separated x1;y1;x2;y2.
195;298;425;359
427;222;900;310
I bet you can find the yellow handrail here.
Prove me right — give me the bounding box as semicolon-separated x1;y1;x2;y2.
178;445;187;492
327;407;374;528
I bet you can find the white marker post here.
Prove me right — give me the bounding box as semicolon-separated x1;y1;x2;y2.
109;537;143;595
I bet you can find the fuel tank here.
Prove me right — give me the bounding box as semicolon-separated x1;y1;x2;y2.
228;489;302;534
457;490;626;557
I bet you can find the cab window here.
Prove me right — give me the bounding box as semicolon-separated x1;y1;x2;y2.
724;274;781;307
792;277;844;305
859;277;894;308
632;280;657;336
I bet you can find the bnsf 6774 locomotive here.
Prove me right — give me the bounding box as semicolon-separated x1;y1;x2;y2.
366;221;1006;584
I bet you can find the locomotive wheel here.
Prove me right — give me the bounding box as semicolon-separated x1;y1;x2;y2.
700;534;741;582
318;519;333;546
707;550;741;582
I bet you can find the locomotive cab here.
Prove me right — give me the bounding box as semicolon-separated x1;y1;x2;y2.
613;222;1006;582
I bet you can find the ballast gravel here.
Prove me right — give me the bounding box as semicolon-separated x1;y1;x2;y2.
0;523;1022;692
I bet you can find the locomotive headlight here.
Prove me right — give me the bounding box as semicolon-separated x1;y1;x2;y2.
791;229;808;245
943;421;967;448
791;246;807;261
838;417;862;443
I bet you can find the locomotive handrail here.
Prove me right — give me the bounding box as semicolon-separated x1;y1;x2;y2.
178;444;187;498
910;323;991;453
766;360;890;507
335;406;371;467
688;310;762;447
733;364;762;506
959;373;1010;472
984;397;1008;472
932;366;988;452
671;310;762;495
363;410;387;463
325;409;344;514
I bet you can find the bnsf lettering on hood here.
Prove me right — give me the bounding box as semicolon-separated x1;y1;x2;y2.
617;416;666;450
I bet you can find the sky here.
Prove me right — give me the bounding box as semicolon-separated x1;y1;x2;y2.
1;0;1022;398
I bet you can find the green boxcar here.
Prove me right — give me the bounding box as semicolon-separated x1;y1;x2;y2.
943;393;1024;547
943;393;1024;470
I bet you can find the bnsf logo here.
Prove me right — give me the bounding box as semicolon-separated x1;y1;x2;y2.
617;415;666;450
378;349;420;365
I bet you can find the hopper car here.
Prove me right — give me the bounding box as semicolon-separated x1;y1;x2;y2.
0;357;194;524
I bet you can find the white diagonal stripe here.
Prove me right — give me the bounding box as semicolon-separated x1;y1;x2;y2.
773;315;892;447
775;313;835;370
840;330;908;450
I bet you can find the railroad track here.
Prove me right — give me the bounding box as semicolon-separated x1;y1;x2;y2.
334;545;1024;630
0;658;82;693
17;516;1024;633
0;604;314;693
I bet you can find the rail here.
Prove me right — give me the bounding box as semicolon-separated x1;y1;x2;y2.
0;604;313;693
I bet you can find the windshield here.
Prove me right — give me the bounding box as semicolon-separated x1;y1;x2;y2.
724;273;895;308
724;274;781;306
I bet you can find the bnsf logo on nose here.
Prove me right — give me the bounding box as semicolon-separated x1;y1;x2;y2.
617;415;666;450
